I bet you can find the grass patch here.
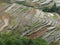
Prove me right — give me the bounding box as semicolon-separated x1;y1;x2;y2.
52;15;58;19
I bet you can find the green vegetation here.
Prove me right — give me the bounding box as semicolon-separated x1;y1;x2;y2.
49;41;59;45
42;3;57;12
42;3;60;14
16;1;34;7
22;26;29;31
32;21;40;28
52;15;58;19
0;32;49;45
16;1;26;5
0;3;6;5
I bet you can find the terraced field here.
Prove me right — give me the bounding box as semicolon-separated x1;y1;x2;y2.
0;3;60;44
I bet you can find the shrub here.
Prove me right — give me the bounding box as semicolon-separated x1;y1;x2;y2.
42;3;57;12
0;32;49;45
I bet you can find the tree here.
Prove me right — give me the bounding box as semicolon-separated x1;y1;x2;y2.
42;3;57;12
0;32;49;45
